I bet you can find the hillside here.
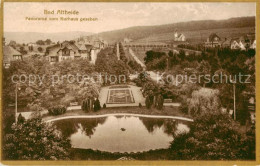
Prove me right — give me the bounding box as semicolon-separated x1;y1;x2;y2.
135;27;255;44
4;31;94;44
97;16;255;44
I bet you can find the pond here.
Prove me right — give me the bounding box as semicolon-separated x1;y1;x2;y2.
53;115;190;153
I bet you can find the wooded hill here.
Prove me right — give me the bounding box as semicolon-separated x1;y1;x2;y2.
97;16;255;44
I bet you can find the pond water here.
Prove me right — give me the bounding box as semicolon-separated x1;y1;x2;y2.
53;116;190;153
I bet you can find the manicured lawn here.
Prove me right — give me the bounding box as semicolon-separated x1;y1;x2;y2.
42;106;190;121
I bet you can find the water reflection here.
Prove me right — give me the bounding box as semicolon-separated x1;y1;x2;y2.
53;116;190;153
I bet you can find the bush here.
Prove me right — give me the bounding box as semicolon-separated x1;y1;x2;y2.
139;103;142;108
3;117;71;160
179;101;188;114
169;113;255;160
94;99;101;112
156;94;164;110
145;96;152;109
82;100;89;112
17;113;25;124
103;103;106;109
48;105;66;116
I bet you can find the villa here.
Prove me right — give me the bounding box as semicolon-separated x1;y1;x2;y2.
3;45;23;68
205;33;221;47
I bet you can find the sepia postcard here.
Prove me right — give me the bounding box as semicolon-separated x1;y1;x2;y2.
0;1;259;165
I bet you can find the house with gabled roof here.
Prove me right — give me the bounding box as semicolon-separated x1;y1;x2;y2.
230;38;244;50
230;34;255;50
174;31;186;41
3;45;23;68
45;41;91;63
221;38;232;48
205;33;221;47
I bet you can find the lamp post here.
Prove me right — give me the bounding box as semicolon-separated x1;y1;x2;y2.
230;79;236;120
233;83;236;120
15;83;21;123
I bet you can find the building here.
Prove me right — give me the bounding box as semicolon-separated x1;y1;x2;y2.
123;38;133;44
76;36;108;63
230;34;255;50
174;31;186;41
45;41;91;63
77;36;108;49
250;40;256;49
221;38;232;48
248;96;255;124
205;33;221;47
230;39;246;50
3;45;23;68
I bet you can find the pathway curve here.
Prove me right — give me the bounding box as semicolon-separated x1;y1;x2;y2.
45;113;193;123
129;48;146;69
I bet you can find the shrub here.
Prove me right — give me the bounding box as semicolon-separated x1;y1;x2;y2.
103;103;107;109
156;94;164;110
48;105;66;116
179;101;188;114
139;103;142;108
17;113;25;124
82;100;89;112
94;99;101;112
169;113;256;160
3;117;71;160
145;96;152;109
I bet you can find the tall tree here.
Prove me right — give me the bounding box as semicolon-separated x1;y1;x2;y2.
3;117;71;160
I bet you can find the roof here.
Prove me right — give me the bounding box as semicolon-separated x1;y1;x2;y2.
46;41;93;57
45;44;60;57
85;44;93;51
60;41;79;51
3;46;22;63
177;33;184;38
75;43;88;51
77;35;105;46
222;38;232;45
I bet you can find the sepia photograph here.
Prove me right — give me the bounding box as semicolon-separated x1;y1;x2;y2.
1;1;257;163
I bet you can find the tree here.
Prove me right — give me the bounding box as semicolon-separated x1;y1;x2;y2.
37;47;43;52
19;46;27;55
156;94;164;110
188;88;221;116
3;117;71;160
9;40;16;47
36;40;45;45
94;99;101;112
95;47;130;85
144;50;166;65
177;49;186;61
146;56;167;71
118;42;128;63
45;39;52;45
169;113;255;160
196;60;211;87
145;96;152;109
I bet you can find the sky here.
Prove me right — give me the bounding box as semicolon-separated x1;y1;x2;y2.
4;2;256;33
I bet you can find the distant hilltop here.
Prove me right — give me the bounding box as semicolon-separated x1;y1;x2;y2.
4;16;255;45
97;16;255;44
4;31;94;44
